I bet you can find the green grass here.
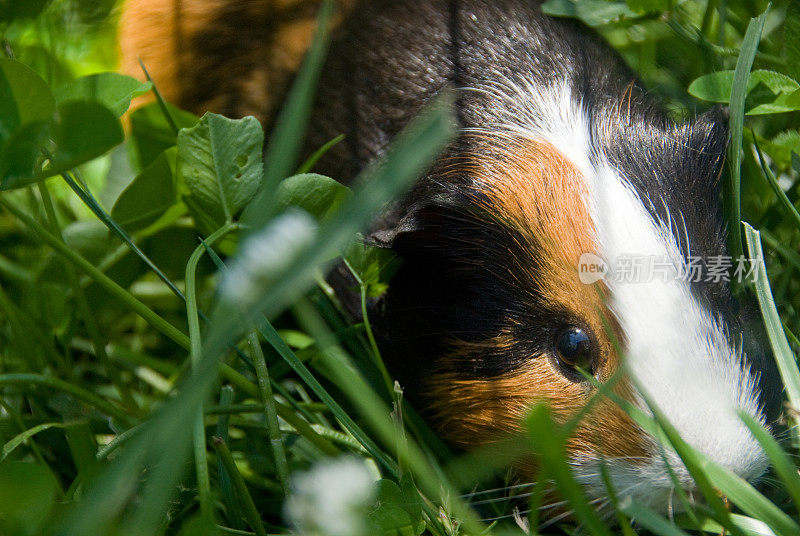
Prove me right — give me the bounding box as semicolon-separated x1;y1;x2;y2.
0;0;799;535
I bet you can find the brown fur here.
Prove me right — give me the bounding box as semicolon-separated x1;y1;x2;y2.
119;0;354;120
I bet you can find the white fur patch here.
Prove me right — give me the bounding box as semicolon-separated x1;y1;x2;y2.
467;76;769;505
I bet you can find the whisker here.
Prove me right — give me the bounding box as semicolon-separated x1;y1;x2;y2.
468;486;556;507
459;481;541;499
537;506;577;530
478;495;577;523
480;510;530;523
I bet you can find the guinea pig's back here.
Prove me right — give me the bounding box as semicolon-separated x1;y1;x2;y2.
119;0;357;121
307;0;640;181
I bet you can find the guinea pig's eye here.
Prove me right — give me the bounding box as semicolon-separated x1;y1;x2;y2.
553;327;594;378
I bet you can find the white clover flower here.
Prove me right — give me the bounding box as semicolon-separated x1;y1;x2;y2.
284;456;377;536
220;209;318;306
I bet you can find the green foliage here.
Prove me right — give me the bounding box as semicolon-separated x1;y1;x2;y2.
0;1;799;536
689;70;800;114
0;58;126;189
128;102;199;170
0;0;53;22
54;73;152;117
344;237;400;298
110;148;182;233
177;113;264;233
787;1;800;81
744;224;800;413
0;58;55;141
276;173;352;221
40;101;124;177
626;0;673;13
0;462;58;536
541;0;639;27
368;479;426;536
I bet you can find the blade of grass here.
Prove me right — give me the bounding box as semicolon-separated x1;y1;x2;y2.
597;460;637;536
246;332;289;492
217;363;340;456
296;133;345;174
640;395;745;536
525;403;613;536
1;422;65;462
201;242;343;456
0;373;133;425
688;513;779;536
138;58;179;135
215;385;245;531
698;456;799;536
292;298;483;536
618;497;691;536
342;257;393;394
301;425;368;453
0;398;50;469
587;342;692;526
186;223;236;524
60;169;187;302
726;6;769;260
95;422;147;461
260;315;392;470
581;370;742;536
743;223;800;418
70;219;186;298
212;436;267;536
737;411;800;510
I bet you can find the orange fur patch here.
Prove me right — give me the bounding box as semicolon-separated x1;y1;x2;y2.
119;0;223;109
423;139;647;468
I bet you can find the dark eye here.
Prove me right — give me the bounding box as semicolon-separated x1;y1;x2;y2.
554;326;594;378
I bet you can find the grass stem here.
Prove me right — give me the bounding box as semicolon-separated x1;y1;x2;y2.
212;436;268;536
186;222;237;523
247;332;290;492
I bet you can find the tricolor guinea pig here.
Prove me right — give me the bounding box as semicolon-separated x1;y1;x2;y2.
121;0;782;515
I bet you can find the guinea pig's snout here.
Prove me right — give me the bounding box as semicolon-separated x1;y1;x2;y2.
588;315;777;508
576;272;781;509
574;351;772;512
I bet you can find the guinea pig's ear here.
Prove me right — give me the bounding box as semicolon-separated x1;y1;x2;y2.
365;204;427;249
365;188;458;250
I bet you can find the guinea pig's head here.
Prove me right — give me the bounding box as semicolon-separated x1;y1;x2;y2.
372;103;782;513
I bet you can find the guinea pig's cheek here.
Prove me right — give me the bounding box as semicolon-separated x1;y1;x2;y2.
422;360;584;448
421;361;649;465
565;395;650;463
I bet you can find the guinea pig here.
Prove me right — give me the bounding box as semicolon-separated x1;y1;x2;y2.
120;0;782;516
